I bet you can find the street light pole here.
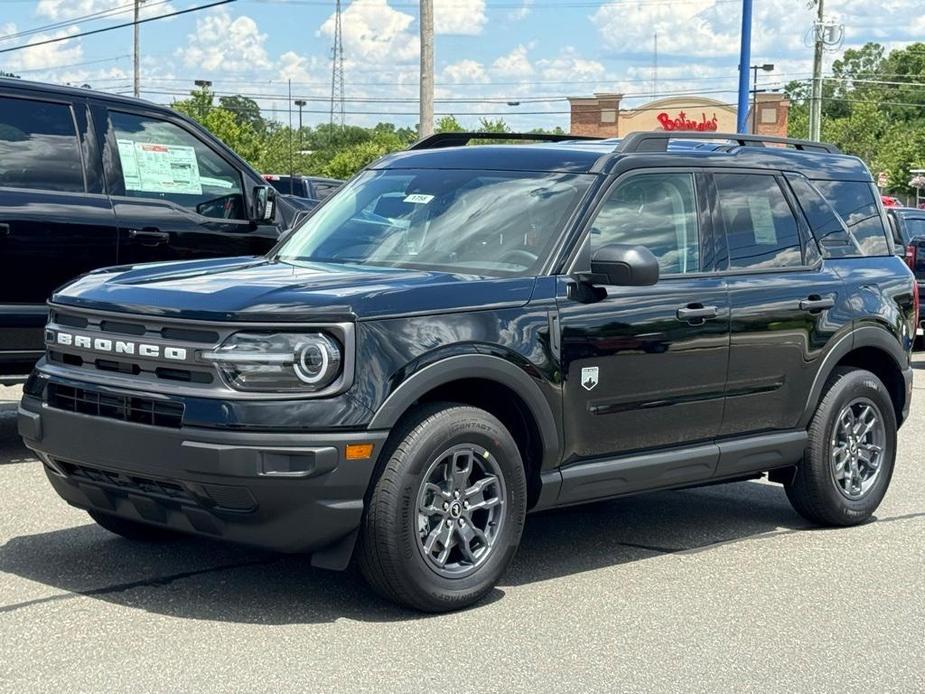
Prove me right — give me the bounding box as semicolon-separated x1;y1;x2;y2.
193;79;211;120
736;0;753;133
294;99;307;151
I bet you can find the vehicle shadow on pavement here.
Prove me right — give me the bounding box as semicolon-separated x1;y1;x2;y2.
0;479;808;623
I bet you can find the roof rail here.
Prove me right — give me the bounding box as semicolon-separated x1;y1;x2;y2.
408;131;604;150
617;131;841;154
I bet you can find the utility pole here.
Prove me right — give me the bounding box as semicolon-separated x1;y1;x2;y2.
809;0;824;141
133;0;144;97
419;0;434;138
652;32;658;98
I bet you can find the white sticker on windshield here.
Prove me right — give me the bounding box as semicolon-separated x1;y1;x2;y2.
403;193;434;204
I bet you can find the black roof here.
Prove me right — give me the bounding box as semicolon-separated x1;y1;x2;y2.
0;76;159;110
377;133;872;182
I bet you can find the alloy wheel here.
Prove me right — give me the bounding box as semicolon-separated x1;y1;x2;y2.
415;444;506;578
830;397;886;499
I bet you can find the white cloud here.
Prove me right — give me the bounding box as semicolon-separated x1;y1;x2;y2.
36;0;174;21
178;9;271;72
277;51;320;84
508;0;533;21
319;0;418;63
492;44;534;78
1;24;84;72
442;59;488;84
536;47;606;83
434;0;486;35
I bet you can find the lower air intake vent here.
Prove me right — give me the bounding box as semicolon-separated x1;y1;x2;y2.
47;383;184;428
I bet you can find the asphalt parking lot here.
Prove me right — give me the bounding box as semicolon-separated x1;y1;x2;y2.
1;369;923;693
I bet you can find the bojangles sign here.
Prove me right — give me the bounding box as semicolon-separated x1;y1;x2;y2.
656;110;719;132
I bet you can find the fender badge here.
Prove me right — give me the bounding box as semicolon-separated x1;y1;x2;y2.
581;366;599;391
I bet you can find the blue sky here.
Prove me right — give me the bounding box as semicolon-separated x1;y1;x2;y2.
1;1;922;131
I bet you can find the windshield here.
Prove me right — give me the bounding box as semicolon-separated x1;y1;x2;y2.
276;168;593;275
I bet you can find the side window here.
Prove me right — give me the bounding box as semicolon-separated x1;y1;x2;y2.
0;95;83;193
714;173;803;270
906;218;925;238
591;172;701;275
786;173;859;256
313;183;340;201
109;111;245;220
812;180;890;256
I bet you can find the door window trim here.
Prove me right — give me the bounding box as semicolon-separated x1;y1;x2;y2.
562;166;722;282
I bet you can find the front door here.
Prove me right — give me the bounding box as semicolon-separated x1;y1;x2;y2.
558;170;729;463
98;107;276;266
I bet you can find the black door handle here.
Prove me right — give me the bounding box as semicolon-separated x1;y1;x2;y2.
0;223;9;237
128;229;170;246
799;295;835;312
676;304;719;322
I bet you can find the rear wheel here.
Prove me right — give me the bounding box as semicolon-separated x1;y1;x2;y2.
358;404;527;612
786;368;896;526
88;511;180;542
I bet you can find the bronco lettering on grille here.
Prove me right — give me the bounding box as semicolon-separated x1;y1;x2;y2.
50;331;189;362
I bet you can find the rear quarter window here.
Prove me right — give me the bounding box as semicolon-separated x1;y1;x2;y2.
812;179;890;256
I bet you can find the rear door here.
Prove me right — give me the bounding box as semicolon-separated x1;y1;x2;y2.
95;105;278;265
0;90;117;366
710;171;846;452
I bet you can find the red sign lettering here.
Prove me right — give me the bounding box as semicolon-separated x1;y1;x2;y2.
656;111;719;132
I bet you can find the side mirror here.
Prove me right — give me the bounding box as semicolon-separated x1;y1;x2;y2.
590;243;659;286
252;185;277;223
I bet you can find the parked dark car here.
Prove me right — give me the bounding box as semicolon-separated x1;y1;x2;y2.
887;206;925;340
0;78;313;382
19;131;915;612
263;174;342;203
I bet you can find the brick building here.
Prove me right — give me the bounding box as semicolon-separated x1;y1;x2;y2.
567;93;790;138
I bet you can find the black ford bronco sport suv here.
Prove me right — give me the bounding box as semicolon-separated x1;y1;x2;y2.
18;131;916;612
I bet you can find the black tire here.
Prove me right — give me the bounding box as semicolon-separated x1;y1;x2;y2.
88;510;180;542
785;367;897;526
358;404;527;612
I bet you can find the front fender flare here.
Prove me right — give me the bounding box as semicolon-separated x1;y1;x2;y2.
368;354;561;468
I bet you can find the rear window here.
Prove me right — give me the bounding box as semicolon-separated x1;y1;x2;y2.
0;95;84;192
812;180;890;256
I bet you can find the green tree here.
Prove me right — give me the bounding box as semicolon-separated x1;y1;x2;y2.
319;132;406;179
435;115;465;133
218;95;267;133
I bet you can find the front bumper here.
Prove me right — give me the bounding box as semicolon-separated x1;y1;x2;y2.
18;394;388;559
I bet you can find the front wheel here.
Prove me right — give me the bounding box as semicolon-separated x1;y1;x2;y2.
786;368;897;526
358;404;527;612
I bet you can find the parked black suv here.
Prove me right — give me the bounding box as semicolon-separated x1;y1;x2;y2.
18;132;915;611
0;78;309;381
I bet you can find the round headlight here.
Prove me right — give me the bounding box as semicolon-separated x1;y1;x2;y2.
295;336;337;384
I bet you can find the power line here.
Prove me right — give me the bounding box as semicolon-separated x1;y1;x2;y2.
0;1;170;44
0;0;238;56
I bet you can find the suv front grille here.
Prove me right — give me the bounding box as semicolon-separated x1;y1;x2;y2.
47;383;184;428
45;309;221;391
